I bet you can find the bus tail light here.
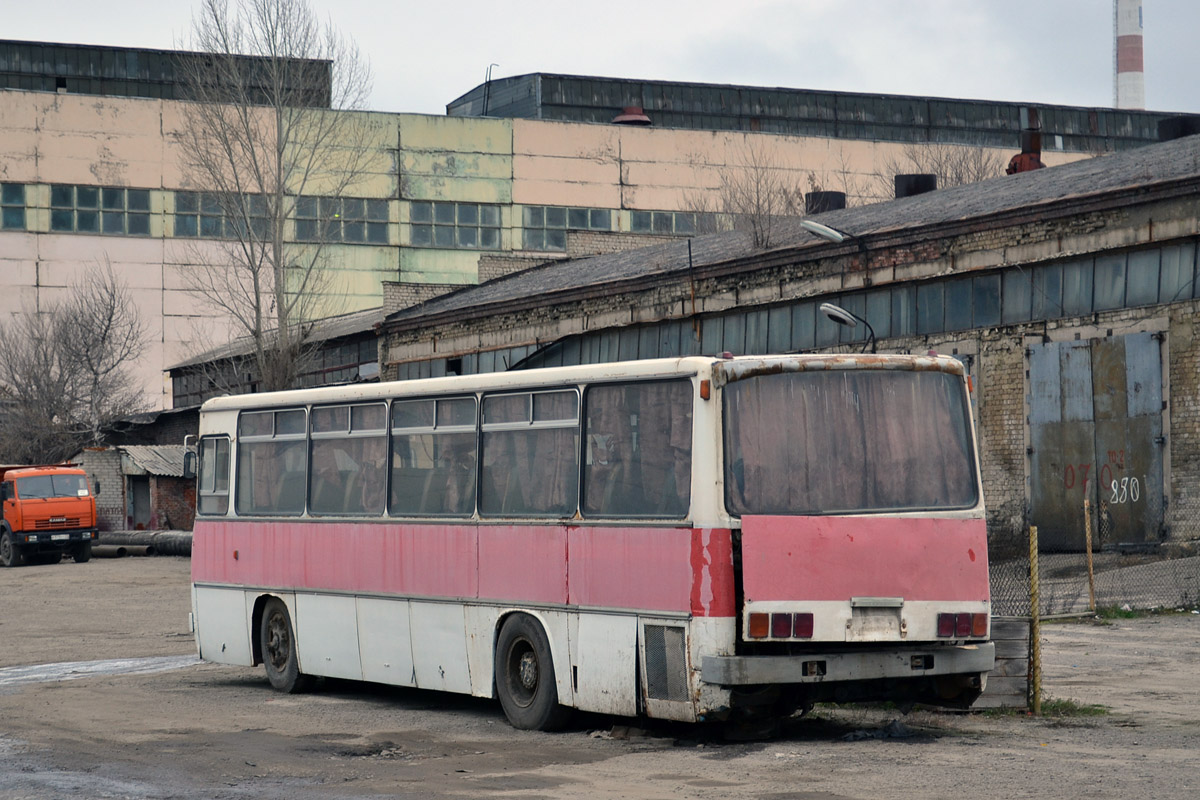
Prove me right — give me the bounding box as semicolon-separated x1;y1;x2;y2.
937;612;989;638
748;612;815;640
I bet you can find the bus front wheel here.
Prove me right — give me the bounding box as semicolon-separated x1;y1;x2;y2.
260;598;313;693
495;614;570;731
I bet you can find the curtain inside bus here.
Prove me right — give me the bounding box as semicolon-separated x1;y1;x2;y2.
582;380;692;517
723;370;976;515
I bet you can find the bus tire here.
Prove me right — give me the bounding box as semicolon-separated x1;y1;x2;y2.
260;598;313;693
495;614;570;731
0;530;23;568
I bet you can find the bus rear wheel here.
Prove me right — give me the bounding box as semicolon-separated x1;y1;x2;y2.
260;598;313;693
495;614;570;731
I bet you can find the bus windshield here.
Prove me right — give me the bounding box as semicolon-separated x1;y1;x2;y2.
17;474;90;500
723;369;977;515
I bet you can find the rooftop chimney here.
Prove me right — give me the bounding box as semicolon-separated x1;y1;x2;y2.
805;191;846;214
1007;108;1047;175
894;174;937;198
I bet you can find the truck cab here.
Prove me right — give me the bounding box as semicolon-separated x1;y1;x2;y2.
0;464;99;567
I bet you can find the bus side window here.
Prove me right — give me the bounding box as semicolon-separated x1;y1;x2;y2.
236;409;307;516
198;436;230;515
390;397;476;517
583;380;692;518
480;391;578;517
310;403;387;517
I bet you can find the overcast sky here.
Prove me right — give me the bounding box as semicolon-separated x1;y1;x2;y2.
7;0;1199;116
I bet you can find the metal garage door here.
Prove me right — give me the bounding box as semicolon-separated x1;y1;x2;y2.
1028;333;1163;550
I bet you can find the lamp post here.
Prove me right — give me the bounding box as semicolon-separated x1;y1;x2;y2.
820;301;876;354
799;218;851;244
804;219;877;353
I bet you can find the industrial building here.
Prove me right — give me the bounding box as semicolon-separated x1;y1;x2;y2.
6;37;1189;408
376;129;1200;553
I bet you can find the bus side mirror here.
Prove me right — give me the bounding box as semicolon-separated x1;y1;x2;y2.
183;450;197;480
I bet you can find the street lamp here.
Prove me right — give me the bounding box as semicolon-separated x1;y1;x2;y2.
799;218;851;244
820;302;877;354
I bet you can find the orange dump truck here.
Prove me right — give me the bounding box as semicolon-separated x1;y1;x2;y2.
0;464;98;567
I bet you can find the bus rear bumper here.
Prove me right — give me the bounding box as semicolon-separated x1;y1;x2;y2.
701;641;995;686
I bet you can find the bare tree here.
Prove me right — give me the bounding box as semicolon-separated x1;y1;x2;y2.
873;141;1007;200
682;139;807;249
720;139;807;249
0;263;148;463
58;261;150;448
175;0;381;393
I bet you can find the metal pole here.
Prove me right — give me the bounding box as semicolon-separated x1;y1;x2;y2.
1084;499;1096;612
1029;524;1042;715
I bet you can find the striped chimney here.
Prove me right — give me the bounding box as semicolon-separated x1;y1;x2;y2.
1114;0;1145;109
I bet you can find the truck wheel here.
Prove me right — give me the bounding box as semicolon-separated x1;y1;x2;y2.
494;614;571;731
0;531;23;568
73;542;92;563
260;598;313;693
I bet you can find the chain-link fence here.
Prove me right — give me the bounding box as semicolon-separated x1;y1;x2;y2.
990;494;1200;617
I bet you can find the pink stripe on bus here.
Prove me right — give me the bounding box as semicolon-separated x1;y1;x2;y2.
192;520;479;598
192;520;736;617
740;516;989;603
478;525;568;605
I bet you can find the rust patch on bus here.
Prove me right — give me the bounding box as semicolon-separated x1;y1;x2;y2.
713;354;964;386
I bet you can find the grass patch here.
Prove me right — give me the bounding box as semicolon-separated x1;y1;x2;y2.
1038;697;1109;717
1092;604;1198;620
979;698;1109;718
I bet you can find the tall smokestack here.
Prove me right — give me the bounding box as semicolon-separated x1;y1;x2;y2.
1114;0;1145;110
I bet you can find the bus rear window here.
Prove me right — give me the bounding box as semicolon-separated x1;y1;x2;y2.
723;370;977;516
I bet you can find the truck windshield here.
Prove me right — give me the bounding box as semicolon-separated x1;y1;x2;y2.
723;369;978;515
16;474;90;499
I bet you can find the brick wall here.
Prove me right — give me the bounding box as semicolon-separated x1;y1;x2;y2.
151;476;195;531
73;448;125;532
566;230;678;258
382;281;463;315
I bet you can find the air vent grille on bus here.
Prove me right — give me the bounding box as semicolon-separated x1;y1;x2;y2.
643;625;689;702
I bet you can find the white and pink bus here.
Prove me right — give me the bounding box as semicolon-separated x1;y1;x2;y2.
190;354;993;730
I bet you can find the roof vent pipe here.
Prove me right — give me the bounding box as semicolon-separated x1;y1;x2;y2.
804;191;846;214
894;174;937;198
1007;128;1046;174
612;106;651;125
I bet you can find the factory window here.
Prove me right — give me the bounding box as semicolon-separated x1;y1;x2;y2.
630;210;719;236
1;183;25;230
296;196;389;244
174;192;269;239
410;201;500;250
51;185;150;235
522;205;612;251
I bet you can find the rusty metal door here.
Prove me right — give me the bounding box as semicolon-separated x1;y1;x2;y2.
1028;333;1163;550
